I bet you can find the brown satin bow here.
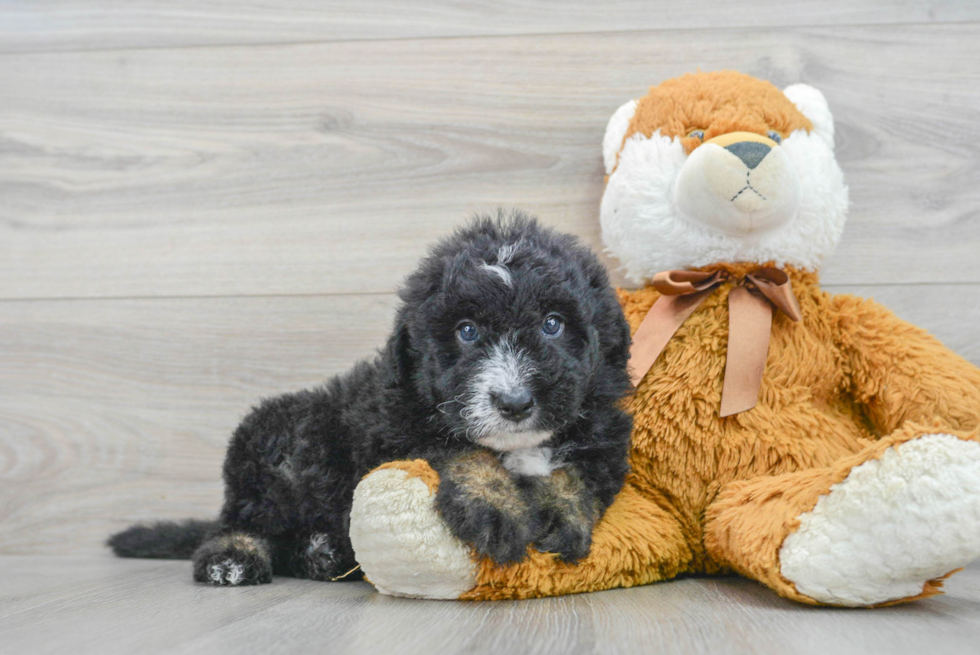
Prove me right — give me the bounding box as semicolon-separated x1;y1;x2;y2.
629;267;802;417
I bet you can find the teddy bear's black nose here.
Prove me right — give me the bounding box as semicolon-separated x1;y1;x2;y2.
491;388;535;422
725;141;771;170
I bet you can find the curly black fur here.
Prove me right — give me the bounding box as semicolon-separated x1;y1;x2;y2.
108;210;633;586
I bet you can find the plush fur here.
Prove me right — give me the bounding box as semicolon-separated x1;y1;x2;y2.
109;210;633;585
347;71;980;606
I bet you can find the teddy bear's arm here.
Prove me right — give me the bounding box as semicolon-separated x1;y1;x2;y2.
834;294;980;436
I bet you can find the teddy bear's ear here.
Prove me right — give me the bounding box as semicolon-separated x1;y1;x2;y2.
783;84;835;150
603;99;638;175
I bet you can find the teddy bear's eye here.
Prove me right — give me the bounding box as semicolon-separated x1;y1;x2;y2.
688;130;705;141
767;130;783;144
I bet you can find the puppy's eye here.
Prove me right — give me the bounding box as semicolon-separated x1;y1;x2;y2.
542;314;564;337
767;130;783;144
688;129;705;141
457;321;479;343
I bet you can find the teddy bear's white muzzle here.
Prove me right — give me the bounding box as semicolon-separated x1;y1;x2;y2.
674;133;801;236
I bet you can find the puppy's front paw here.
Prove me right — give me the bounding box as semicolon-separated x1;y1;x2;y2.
435;451;534;564
438;492;534;564
531;469;599;564
534;513;593;563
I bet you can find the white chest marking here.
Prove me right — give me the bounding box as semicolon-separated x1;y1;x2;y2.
502;446;556;477
477;430;551;453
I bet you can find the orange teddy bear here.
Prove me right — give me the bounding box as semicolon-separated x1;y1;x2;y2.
348;71;980;607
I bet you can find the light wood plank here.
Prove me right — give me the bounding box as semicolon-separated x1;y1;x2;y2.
2;1;979;54
0;294;398;555
0;556;372;654
2;24;980;300
1;556;978;655
1;284;977;556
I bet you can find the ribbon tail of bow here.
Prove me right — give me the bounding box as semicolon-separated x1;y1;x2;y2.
719;269;802;416
719;287;774;417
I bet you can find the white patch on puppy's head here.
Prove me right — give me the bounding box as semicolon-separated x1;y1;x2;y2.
600;81;848;283
479;241;522;288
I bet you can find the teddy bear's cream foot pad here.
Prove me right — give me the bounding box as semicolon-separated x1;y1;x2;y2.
780;434;980;606
349;465;478;599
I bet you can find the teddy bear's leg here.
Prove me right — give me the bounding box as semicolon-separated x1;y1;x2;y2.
350;460;693;600
704;424;980;607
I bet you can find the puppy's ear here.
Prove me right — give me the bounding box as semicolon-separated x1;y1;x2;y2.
581;261;631;375
597;288;631;373
384;311;415;387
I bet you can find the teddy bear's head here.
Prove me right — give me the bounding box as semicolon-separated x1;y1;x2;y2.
600;71;848;284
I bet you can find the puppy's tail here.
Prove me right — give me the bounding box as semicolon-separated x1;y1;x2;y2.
107;519;216;559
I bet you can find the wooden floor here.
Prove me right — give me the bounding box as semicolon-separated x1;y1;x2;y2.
2;556;980;655
3;1;980;653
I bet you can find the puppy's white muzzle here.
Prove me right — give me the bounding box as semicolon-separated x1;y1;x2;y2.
674;132;801;236
463;336;552;452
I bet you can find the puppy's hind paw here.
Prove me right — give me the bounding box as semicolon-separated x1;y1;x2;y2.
192;533;273;586
203;558;247;586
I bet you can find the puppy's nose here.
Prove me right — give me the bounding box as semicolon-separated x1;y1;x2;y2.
491;388;535;422
725;141;771;170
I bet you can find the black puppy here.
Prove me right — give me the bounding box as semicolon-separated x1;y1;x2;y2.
109;211;632;586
